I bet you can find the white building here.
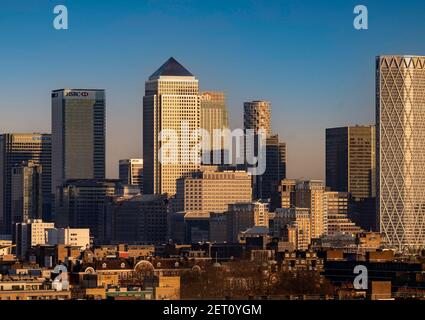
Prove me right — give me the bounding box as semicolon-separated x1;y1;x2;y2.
46;227;90;250
15;219;54;258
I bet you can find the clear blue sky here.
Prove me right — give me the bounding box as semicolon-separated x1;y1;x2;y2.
1;0;424;179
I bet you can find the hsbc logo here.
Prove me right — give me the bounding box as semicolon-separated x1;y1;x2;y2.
65;91;90;97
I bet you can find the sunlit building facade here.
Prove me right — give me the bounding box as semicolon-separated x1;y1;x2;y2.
143;58;200;196
377;55;425;251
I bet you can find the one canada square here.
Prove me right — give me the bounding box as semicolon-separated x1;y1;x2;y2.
377;55;425;251
143;58;200;196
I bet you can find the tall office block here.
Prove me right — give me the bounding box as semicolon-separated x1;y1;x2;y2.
143;57;200;196
52;89;106;194
0;133;51;234
11;161;43;224
295;180;326;239
326;125;376;199
119;159;144;193
261;134;286;199
377;55;425;251
243;101;271;137
200;92;229;164
55;179;118;244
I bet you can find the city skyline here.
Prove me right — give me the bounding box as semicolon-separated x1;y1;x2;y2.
1;0;425;180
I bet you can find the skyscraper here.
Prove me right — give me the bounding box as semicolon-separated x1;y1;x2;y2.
51;89;106;195
55;179;118;244
0;133;51;234
143;57;200;196
295;180;326;239
119;159;144;193
261;134;286;199
200;91;229;164
243;101;271;137
326;125;376;199
11;161;43;224
377;55;425;251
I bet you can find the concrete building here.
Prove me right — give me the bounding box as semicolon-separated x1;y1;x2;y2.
51;89;106;195
274;208;311;250
108;194;168;244
227;201;269;243
295;180;326;239
46;227;90;250
324;191;362;236
175;169;252;217
377;55;425;251
0;133;51;234
119;159;143;193
11;161;43;224
143;57;200;196
271;179;296;211
15;219;54;258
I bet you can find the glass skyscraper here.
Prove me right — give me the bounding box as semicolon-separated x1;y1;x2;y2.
51;89;106;197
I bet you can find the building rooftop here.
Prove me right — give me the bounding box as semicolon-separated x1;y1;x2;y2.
149;57;194;79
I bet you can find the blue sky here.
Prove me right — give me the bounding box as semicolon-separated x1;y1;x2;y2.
1;0;424;179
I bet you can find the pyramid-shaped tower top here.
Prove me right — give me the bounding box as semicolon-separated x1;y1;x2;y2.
149;57;194;79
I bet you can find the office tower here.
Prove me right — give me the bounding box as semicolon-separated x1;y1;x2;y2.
109;194;168;244
243;101;271;137
51;89;106;194
326;125;376;199
227;201;269;243
200;92;229;164
11;161;43;224
324;191;362;236
0;133;51;234
15;219;55;258
271;179;297;211
119;159;144;193
295;180;326;239
46;227;90;250
143;57;200;196
275;207;311;250
377;55;425;251
260;134;286;199
175;169;252;217
55;179;118;243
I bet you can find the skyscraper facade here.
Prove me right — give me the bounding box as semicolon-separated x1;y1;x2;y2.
243;101;271;137
377;55;425;251
51;89;106;195
295;180;326;239
0;133;51;234
326;125;376;199
261;134;286;199
55;179;118;244
11;161;43;224
143;58;200;196
119;159;144;193
200;91;229;164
